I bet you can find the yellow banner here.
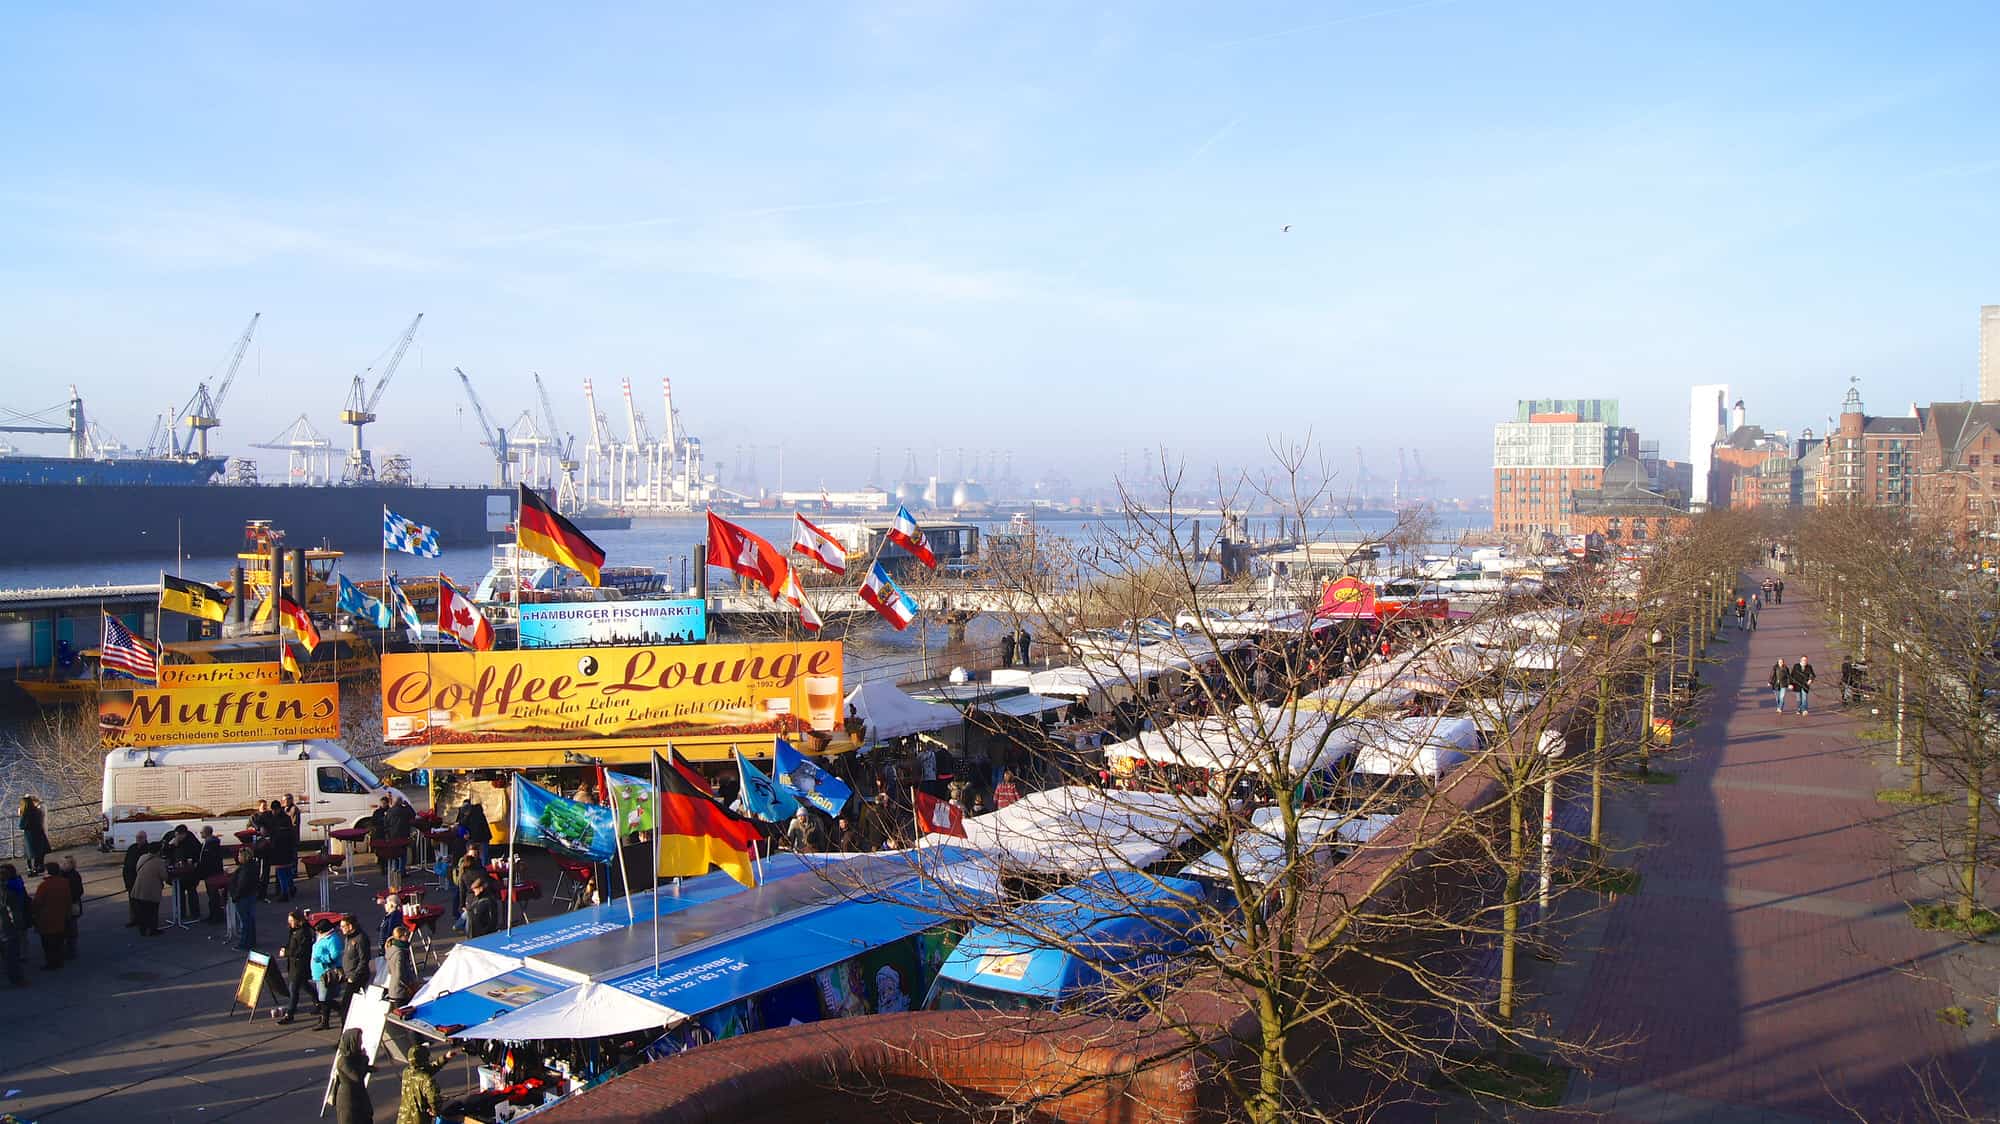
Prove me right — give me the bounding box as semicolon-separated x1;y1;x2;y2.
158;662;282;689
380;641;843;753
100;683;341;748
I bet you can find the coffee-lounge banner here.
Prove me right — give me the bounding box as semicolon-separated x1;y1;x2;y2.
380;641;843;753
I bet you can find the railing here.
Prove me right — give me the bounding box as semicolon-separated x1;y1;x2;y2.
0;796;103;861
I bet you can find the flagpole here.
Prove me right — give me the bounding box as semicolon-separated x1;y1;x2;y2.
506;774;517;935
380;506;389;662
612;789;636;926
155;570;165;676
514;484;524;652
650;747;661;976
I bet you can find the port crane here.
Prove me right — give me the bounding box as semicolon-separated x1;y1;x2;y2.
533;372;581;510
454;366;513;487
175;312;261;459
252;414;338;485
0;389;88;459
340;313;423;483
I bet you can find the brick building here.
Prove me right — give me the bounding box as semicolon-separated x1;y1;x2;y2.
1710;424;1795;509
1492;399;1637;539
1569;456;1692;544
1913;400;2000;548
1822;383;1919;507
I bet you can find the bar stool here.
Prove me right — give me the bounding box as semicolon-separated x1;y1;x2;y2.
328;828;370;887
163;863;197;930
371;838;411;890
551;857;593;910
303;853;339;913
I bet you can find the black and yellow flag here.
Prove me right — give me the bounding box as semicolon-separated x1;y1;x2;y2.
161;574;230;622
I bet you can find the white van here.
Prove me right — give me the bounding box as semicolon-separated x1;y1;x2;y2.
100;740;409;850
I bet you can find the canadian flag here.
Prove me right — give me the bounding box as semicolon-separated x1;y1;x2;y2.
776;567;823;634
913;789;966;838
889;505;937;569
791;514;848;576
437;578;495;651
706;511;791;598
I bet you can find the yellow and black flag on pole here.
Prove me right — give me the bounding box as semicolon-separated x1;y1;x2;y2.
279;640;305;681
161;574;231;622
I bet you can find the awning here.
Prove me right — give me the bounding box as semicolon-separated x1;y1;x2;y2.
844;679;964;741
1103;705;1351;775
404;967;573;1034
924;786;1209;875
972;693;1071;719
453;979;679;1041
385;738;859;772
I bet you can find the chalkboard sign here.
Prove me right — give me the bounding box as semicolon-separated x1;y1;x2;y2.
231;951;270;1018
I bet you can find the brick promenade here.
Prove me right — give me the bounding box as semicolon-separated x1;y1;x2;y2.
1550;574;1999;1122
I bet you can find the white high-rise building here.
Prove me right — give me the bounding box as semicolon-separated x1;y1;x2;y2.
1688;384;1729;508
1980;306;2000;402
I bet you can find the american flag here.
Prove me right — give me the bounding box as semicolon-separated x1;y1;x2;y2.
100;615;158;682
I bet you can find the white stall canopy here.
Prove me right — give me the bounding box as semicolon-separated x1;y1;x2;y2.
844;679;964;741
925;785;1211;875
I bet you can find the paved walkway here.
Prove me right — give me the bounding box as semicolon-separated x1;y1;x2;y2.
1548;574;1999;1122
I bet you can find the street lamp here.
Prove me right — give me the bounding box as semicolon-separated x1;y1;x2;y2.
1642;627;1663;776
1859;596;1870;662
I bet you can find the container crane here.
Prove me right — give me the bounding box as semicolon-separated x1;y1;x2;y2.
533;372;581;510
340;313;424;483
177;312;261;459
454;366;512;486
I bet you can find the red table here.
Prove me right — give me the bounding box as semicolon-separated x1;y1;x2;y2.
328;828;369;887
234;829;260;844
375;885;426;905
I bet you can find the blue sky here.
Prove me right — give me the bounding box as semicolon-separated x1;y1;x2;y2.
2;1;1995;497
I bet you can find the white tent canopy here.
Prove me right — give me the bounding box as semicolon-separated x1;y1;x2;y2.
1025;638;1240;700
1180;807;1399;886
844;679;964;741
453;979;682;1042
1343;715;1482;778
924;785;1211;875
1104;705;1352;777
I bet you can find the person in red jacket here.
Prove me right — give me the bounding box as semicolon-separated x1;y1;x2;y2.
31;868;72;970
992;771;1022;810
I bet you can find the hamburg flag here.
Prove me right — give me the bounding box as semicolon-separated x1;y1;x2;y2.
653;748;763;888
733;749;801;823
889;505;937;569
100;615;158;683
518;483;605;586
859;562;918;630
705;511;792;599
276;596;320;653
913;789;966;838
383;507;442;558
437;578;495;651
773;737;852;817
777;568;822;634
791;514;848;576
160;574;230;623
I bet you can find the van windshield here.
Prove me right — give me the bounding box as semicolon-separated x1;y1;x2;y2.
925;977;1048;1013
346;758;382;790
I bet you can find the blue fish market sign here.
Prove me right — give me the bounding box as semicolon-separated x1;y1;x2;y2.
519;598;707;648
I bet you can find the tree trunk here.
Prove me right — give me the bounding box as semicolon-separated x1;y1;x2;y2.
1591;673;1609;854
1499;785;1524;1024
1960;765;1984;926
1247;992;1287;1124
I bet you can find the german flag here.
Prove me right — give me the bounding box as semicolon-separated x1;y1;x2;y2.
518;483;605;587
161;574;230;622
276;596;320;653
653;748;763;888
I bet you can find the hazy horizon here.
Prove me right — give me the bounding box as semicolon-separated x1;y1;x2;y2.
3;3;1995;497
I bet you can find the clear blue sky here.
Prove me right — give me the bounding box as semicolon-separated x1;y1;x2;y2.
2;1;1995;497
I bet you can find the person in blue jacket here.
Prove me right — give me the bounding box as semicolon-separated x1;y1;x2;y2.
310;917;346;1029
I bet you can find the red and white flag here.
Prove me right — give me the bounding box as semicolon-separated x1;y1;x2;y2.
889;505;937;569
437;578;495;651
914;789;966;838
706;511;791;599
791;514;848;576
776;568;823;634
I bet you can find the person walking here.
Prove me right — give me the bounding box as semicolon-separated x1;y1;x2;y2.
58;857;83;960
381;923;418;1006
336;914;372;1013
330;1027;374;1124
1790;656;1816;716
1;862;29;987
1775;578;1785;604
277;909;315;1024
1771;660;1790;712
130;845;165;936
309;918;345;1029
121;830;152;927
396;1041;453;1124
31;865;71;970
229;848;262;951
17;796;50;876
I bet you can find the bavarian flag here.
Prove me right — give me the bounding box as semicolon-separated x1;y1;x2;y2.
518;483;605;587
161;574;230;622
654;748;762;888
